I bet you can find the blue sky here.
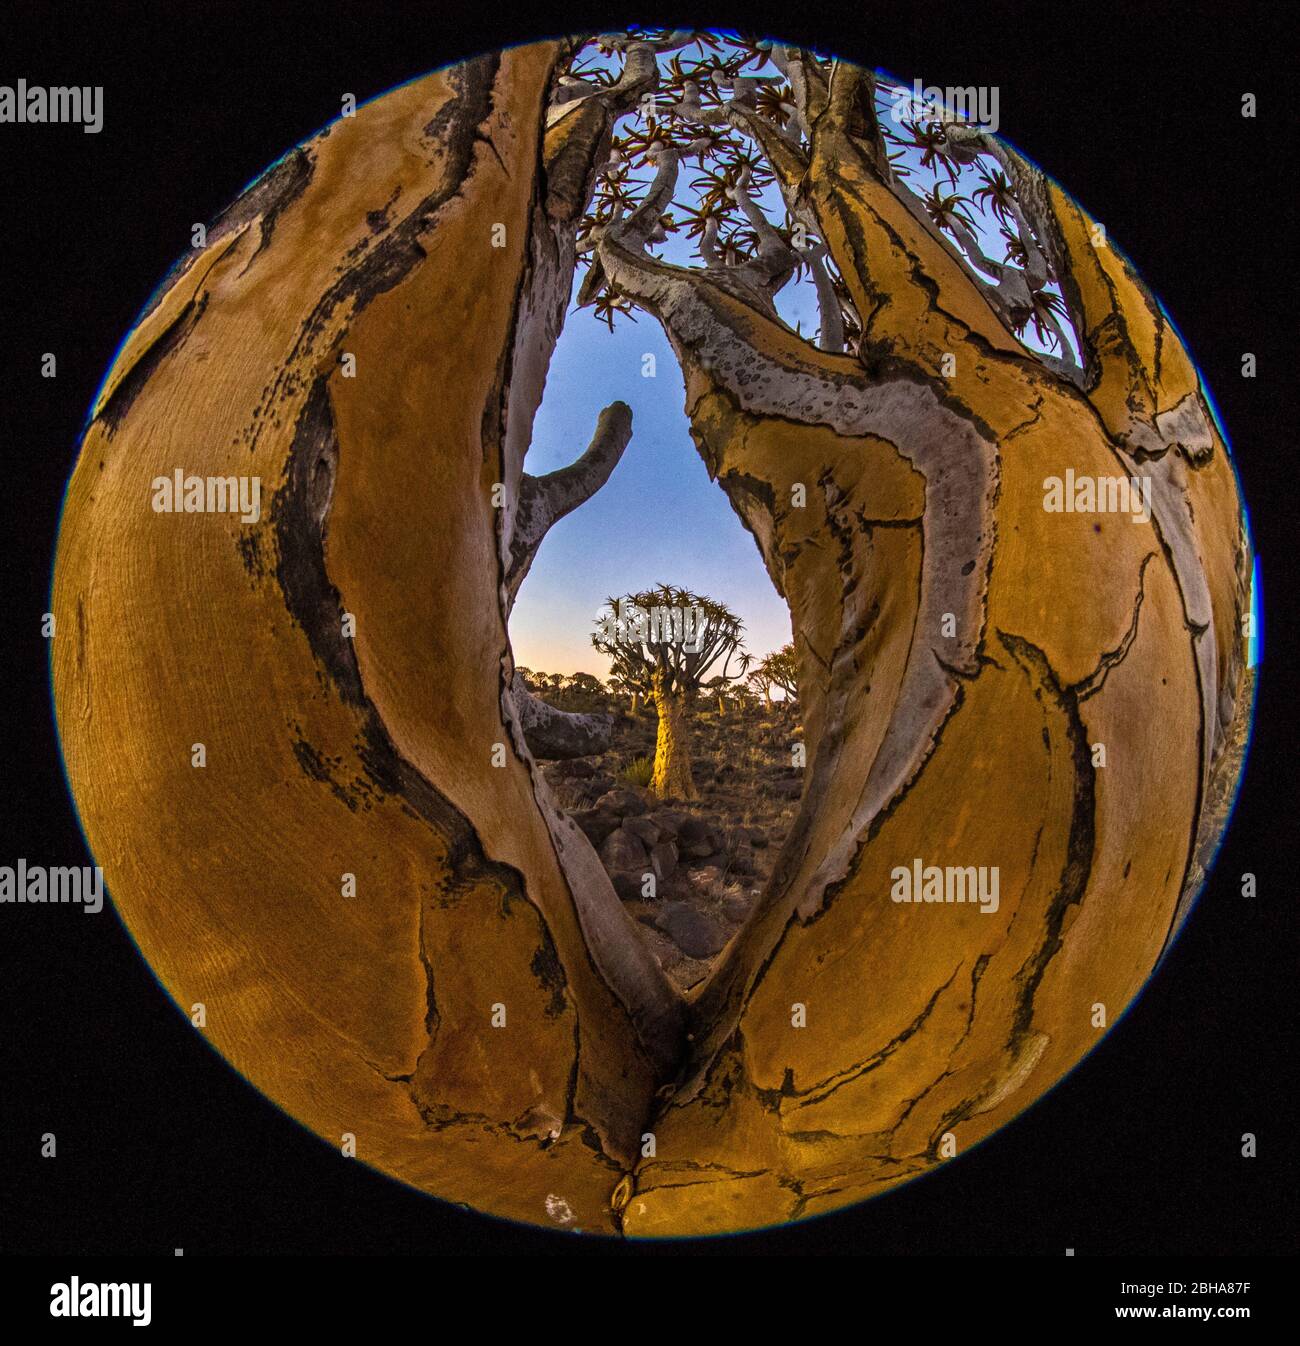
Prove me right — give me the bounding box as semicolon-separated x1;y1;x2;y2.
509;269;795;679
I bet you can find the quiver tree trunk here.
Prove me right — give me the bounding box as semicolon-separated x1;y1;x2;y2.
52;45;683;1235
650;670;696;800
590;59;1250;1232
52;39;1250;1237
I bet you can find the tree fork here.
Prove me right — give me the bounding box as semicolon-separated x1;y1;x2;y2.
51;36;1251;1238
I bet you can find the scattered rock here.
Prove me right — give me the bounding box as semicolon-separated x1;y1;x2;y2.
656;902;727;959
595;788;647;817
623;816;660;848
677;815;721;859
648;810;690;839
548;703;804;985
677;815;710;842
600;825;648;871
572;807;621;847
639;925;684;973
692;862;728;890
722;893;752;923
610;870;647;902
649;840;678;882
553;759;596;778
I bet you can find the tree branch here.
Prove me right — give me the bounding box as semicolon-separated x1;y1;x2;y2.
506;400;633;603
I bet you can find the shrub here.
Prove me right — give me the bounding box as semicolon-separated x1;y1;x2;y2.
620;755;653;789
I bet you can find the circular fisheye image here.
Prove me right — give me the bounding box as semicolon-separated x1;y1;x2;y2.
52;30;1254;1236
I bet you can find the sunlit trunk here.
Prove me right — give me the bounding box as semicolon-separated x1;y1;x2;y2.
651;671;696;800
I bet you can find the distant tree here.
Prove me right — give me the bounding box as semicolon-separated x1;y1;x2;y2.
593;584;750;798
562;671;609;712
748;666;775;712
756;643;799;706
607;672;642;716
726;681;760;716
705;674;730;716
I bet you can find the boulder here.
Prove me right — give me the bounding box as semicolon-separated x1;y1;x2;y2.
623;816;661;848
722;892;753;923
600;825;649;871
656;902;727;960
638;926;684;974
678;815;721;859
610;870;647;902
572;807;620;847
594;787;647;818
647;810;690;839
649;840;678;882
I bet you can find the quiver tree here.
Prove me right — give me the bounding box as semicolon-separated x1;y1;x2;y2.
592;584;751;798
752;642;800;709
704;673;736;716
52;31;1251;1236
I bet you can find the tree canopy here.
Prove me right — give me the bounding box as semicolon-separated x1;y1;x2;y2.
592;583;751;699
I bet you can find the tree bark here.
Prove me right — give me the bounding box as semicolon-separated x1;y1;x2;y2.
51;42;1250;1238
651;673;697;800
510;671;613;759
52;44;683;1236
505;400;633;603
589;58;1250;1234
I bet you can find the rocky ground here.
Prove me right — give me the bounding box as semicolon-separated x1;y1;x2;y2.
540;706;803;992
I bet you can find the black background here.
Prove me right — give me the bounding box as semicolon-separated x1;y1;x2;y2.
0;0;1294;1260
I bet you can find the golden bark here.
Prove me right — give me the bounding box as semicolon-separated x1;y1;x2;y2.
650;674;697;801
594;60;1250;1235
52;44;680;1234
52;41;1250;1237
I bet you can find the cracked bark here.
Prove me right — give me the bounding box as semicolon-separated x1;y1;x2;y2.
52;40;1251;1238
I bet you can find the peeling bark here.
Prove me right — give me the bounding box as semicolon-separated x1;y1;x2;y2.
510;671;614;759
52;39;1251;1238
